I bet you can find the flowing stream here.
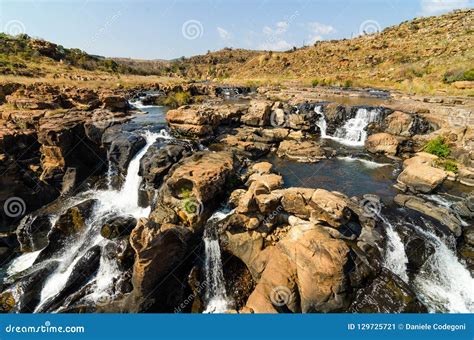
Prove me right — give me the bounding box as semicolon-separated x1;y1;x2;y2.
379;213;474;313
27;130;171;312
1;96;473;314
203;209;234;313
316;107;381;146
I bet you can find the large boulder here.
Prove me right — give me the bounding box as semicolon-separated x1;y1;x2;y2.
159;151;237;228
244;219;350;313
100;93;129;112
167;104;244;138
276;140;325;162
129;219;193;311
241;100;272;127
365;132;399;155
403;152;438;168
139;142;191;190
309;189;353;228
384;111;414;136
108;133;146;174
397;164;447;193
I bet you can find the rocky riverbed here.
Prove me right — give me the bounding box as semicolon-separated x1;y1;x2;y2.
0;82;473;313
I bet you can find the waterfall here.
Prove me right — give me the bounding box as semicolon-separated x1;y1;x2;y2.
315;105;327;137
106;159;114;190
408;219;474;313
421;194;470;227
377;212;474;313
316;107;381;146
377;213;409;282
31;130;169;312
203;209;234;313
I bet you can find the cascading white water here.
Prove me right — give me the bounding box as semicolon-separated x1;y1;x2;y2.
378;213;474;313
315;105;327;138
6;250;41;277
421;194;470;227
33;130;170;312
408;219;474;313
333;108;380;146
203;209;234;313
337;156;392;169
316;107;381;146
377;213;409;282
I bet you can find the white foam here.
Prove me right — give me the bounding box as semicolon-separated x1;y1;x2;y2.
337;156;392;169
409;220;474;313
203;209;234;313
6;250;41;277
317;107;381;146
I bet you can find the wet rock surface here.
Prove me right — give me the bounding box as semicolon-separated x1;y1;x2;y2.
1;82;473;314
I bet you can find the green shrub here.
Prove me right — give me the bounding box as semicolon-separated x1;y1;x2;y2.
440;159;458;173
463;69;474;81
311;79;320;87
343;79;353;88
443;68;474;83
161;91;192;108
425;136;450;158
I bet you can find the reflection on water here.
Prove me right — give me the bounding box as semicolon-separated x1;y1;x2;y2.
267;154;398;199
130;105;168;126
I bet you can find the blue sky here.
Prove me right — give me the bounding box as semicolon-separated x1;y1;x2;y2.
0;0;472;59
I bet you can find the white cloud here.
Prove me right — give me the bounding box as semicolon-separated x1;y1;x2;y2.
307;22;336;35
259;39;293;51
217;27;231;40
258;21;294;51
262;21;289;36
420;0;471;15
306;22;336;44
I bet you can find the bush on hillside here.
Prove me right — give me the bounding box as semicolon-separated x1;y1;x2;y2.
425;136;450;158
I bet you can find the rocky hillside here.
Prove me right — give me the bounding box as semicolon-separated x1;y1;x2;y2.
0;33;171;78
228;10;473;95
171;48;263;79
0;10;472;95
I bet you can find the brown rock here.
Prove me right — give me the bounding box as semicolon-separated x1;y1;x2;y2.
365;132;399;155
309;189;352;227
384;111;413;136
245;221;349;313
397;164;447;193
241;100;272;126
276;139;325;162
